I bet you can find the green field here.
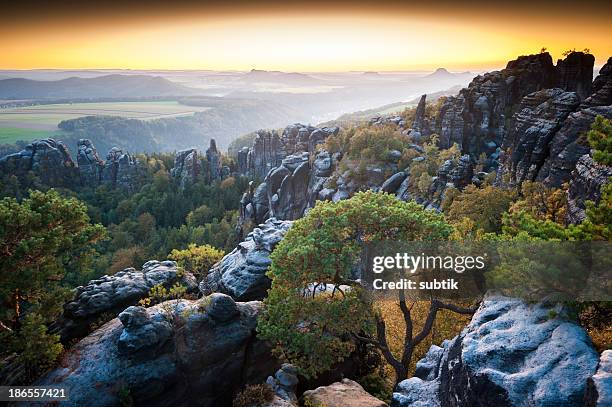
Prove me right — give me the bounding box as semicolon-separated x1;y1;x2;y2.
0;101;210;143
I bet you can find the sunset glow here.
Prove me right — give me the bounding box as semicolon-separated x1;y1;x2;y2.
1;1;611;71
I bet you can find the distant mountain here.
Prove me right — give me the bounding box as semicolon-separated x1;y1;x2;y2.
242;69;319;84
0;74;199;100
423;68;474;80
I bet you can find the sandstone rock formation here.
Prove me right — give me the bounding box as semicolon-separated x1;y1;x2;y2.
567;154;612;224
392;295;601;407
538;106;612;187
303;378;388;407
264;364;300;406
585;350;612;407
411;94;428;137
0;138;77;186
57;260;197;342
37;294;279;407
170;148;201;188
206;138;223;180
0;138;142;190
239;124;338;178
555;51;595;100
200;218;292;301
583;57;612;107
433;52;593;159
100;147;140;190
497;89;580;186
77;138;104;185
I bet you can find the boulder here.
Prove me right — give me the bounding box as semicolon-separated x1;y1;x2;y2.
303;378;388;407
381;172;408;194
567;154;612;224
57;260;197;342
392;295;600;407
266;364;300;405
585;350;612;407
200;218;292;301
36;295;279;407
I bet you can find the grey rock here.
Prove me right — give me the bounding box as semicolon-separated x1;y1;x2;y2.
0;138;77;187
497;88;580;186
36;296;279;407
381;172;408;194
567;154;612;224
57;260;197;342
583;57;612;108
77;139;103;185
205;138;223;180
585;350;612;407
201;218;292;301
170;148;201;188
392;295;600;407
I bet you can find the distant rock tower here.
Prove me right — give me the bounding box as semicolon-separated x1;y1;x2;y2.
206;138;223;180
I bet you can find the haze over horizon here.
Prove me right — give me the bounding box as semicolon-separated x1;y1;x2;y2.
2;0;611;72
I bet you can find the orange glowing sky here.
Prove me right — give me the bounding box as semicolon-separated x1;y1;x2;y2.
1;1;611;71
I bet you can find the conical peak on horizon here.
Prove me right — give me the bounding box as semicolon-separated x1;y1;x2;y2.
0;0;610;71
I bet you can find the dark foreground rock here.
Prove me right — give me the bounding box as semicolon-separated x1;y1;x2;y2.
57;260;197;342
34;294;279;407
392;295;601;407
200;218;292;301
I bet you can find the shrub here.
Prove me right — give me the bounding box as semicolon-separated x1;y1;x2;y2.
232;384;274;407
168;244;225;279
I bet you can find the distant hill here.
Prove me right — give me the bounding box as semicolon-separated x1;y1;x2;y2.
0;74;199;100
242;69;319;84
319;85;462;127
423;68;473;81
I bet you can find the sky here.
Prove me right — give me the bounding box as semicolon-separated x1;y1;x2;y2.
1;0;611;72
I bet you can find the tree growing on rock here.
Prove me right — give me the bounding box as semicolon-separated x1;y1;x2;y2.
257;191;477;387
0;189;106;378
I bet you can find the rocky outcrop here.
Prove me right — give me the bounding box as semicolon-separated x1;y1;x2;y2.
265;364;300;406
555;51;595;100
57;260;197;342
36;294;279;407
583;57;612;107
77;138;104;185
425;155;474;208
99;147;140;190
497;89;580;186
537;106;612;187
567;154;612;223
411;94;428;137
0;138;77;186
433;52;593;160
170;148;201;188
238;150;337;233
303;379;388;407
206;138;223;180
392;295;601;407
585;350;612;407
0;138;142;190
200;218;292;301
240;124;338;178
